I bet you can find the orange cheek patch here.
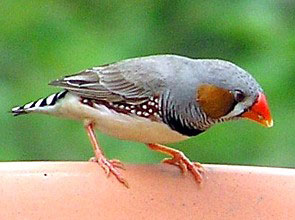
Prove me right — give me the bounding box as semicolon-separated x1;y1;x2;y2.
197;84;235;119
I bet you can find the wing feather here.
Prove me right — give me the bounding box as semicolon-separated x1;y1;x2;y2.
49;66;151;103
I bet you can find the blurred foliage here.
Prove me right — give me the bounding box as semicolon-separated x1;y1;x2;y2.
1;0;295;167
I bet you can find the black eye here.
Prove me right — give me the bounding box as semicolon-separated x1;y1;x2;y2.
233;90;245;102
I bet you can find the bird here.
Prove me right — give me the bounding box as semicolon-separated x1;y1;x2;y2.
11;55;273;188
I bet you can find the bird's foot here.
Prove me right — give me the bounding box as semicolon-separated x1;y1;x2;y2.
147;143;204;184
85;123;128;188
162;153;204;183
89;156;129;188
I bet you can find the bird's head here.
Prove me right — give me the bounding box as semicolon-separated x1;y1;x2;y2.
195;60;273;127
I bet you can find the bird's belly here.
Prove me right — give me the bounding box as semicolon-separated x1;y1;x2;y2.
93;109;188;144
56;94;188;144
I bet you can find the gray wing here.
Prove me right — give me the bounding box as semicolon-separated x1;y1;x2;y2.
49;55;193;103
49;63;153;103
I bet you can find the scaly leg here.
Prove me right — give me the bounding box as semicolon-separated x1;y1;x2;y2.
85;123;129;188
147;143;204;183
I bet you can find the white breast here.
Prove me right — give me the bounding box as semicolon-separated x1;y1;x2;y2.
50;93;188;144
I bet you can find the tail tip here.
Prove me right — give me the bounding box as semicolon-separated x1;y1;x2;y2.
11;106;27;116
11;90;68;117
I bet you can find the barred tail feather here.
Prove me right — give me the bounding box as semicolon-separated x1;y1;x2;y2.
11;90;68;116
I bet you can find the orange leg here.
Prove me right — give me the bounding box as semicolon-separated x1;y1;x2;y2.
147;143;204;183
85;123;129;188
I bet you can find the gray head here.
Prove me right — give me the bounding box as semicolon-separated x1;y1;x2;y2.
160;57;272;136
194;59;263;120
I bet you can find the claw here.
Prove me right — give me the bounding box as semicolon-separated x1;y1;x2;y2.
162;158;188;174
193;162;205;174
110;159;126;170
89;156;129;187
148;143;205;184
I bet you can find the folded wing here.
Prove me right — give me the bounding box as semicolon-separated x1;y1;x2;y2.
49;65;151;104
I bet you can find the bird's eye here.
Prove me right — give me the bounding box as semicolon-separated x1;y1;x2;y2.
233;90;245;102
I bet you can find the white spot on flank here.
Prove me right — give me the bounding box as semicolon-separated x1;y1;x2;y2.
131;109;136;114
125;106;130;110
119;105;125;109
148;109;153;113
82;99;89;104
150;102;155;106
154;98;159;103
142;105;147;109
143;112;149;117
137;111;142;116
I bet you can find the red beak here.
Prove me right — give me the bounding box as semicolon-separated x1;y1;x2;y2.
241;92;273;127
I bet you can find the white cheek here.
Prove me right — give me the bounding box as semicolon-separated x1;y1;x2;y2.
221;98;253;119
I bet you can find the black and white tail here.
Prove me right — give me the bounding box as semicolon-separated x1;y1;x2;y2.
11;90;68;116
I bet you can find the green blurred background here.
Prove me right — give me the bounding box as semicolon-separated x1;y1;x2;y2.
1;1;294;167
